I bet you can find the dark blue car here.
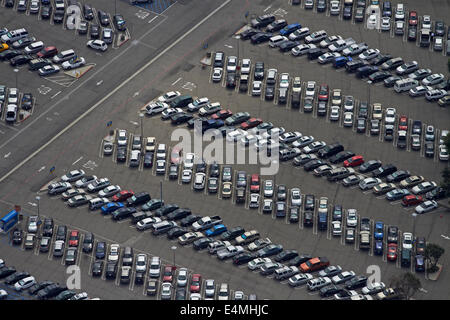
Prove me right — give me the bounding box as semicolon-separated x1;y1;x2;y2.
333;56;352;68
374;240;383;255
205;224;227;237
279;23;301;36
101;202;124;214
374;222;384;240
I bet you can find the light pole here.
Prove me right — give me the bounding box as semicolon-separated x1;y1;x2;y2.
36;196;41;221
171;245;177;267
139;113;144;138
14;68;19;88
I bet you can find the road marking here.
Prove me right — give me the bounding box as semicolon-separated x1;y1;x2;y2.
51;91;61;99
38;166;46;172
0;0;234;190
4;152;11;158
72;156;83;166
263;5;272;12
171;77;182;86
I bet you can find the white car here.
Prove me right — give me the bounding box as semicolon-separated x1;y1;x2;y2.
279;73;290;88
343;112;353;127
425;89;447;101
263;180;274;197
402;233;413;249
102;28;113;44
187;97;209;112
422;15;431;29
227;129;247;142
359;177;382;190
439;145;449;161
252;81;262;96
30;0;40;13
87;40;108;51
38;64;60;76
190;293;202;300
98;185;121;197
62;57;86;70
107;244;120;262
290;188;302;207
14;276;36;291
330;0;340;15
422;73;445;86
280;131;302;143
161;283;172;300
318;52;341;64
177;268;188;287
0;290;7;300
291;43;316;56
212;67;223;82
359;49;380;60
248;257;272;270
396;61;418;75
346;209;358;227
249;193;260;209
409;85;433;97
288;273;313;287
183;153;195;169
332;271;356;284
380;17;391;31
362;282;386;295
305;81;316;97
27;215;39;233
292;77;301;94
330;106;340;121
135;254;147;273
302;141;326;153
158;91;180;103
288;27;310;41
144;101;168;115
234;291;244;300
332;221;342;236
61;169;85;182
415;200;438;214
241;58;251;74
342;43;368;56
367;14;378;29
226;56;237;73
0;259;4;268
181;169;193;183
412;181;437;194
384;107;396;124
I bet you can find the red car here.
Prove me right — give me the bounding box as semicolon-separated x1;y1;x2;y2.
402;195;423;207
112;190;134;202
240;118;263;130
36;46;58;58
408;11;418;26
318;84;329;101
300;257;330;273
343;155;364;167
68;230;80;247
211;109;232;120
190;274;202;293
398;115;408;131
170;146;182;164
387;243;398;261
162;265;174;282
250;174;260;193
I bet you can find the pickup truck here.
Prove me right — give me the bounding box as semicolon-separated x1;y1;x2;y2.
192;215;222;231
216;245;244;260
359;231;371;250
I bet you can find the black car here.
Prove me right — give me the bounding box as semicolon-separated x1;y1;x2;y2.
134;271;145;284
251;32;273;44
193;237;214;250
168;164;178;179
180;215;201;227
4;271;30;285
55;225;67;241
166;208;191;221
113;14;126;31
303;211;313;227
112;207;136;221
226;73;237;88
0;50;22;61
143;152;154;168
98;10;110;26
343;6;352;19
37;284;67;300
368;71;391;82
28;281;54;295
116;147;126;162
170;112;193;125
42;218;54;237
345;59;367;73
0;266;16;279
434;21;445;36
105;262;118;279
5;0;15;7
387;226;399;243
233;252;256;265
370;54;392;66
320;285;344;297
274;250;298;262
329;151;355;164
253;62;265;80
21;93;33;110
41;5;53;19
317;0;327;12
154;204;179;217
82;232;94;253
356;65;378;78
83;4;94;20
288;254;312;267
345;275;368;290
304;159;326;171
266;20;288;32
90;24;100;39
95;241;106;259
372;164;397;178
240;28;259;40
53;11;64;24
250;14;275;28
317;102;327;116
332;205;343;221
265;86;275;100
384;76;402;87
425;187;446;200
304;195;315;211
221;226;245;241
176;287;186;300
359;160;382;173
386;170;410;183
279;41;299;52
275;201;286;218
257;244;283;258
167;227;188;240
12;229;23;245
355;8;365;22
289;207;300;223
9;54;33;66
307;48;325;60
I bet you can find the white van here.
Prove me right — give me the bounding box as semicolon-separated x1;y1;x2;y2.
53;49;76;63
394;78;419;93
269;35;288;48
1;28;28;43
24;41;44;54
275;266;299;281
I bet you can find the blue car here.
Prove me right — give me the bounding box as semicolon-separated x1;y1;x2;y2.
101;202;124;214
205;224;227;237
333;56;352;68
279;23;301;36
374;240;383;255
386;188;410;201
374;221;384;240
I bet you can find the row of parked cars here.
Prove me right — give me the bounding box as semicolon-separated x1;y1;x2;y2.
0;258;94;300
243;12;449;106
209;53;449;160
292;0;450;54
0;85;33;124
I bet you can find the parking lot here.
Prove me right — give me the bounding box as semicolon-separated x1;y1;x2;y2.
0;0;449;301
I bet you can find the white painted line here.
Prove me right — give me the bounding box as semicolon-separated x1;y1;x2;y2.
72;156;83;166
148;16;158;24
171;77;182;86
51;91;62;99
263;5;272;12
0;0;232;185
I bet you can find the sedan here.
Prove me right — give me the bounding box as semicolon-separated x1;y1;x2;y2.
38;65;60;76
415;200;438;214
